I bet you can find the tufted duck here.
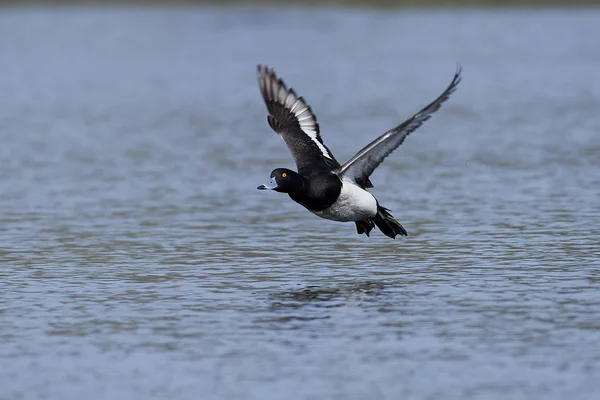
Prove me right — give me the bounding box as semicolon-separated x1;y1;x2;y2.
256;65;461;238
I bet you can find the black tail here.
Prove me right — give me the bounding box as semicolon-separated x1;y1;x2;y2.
374;205;407;238
355;205;407;239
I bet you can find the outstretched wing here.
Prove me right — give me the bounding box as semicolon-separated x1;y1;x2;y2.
336;66;462;187
257;65;340;174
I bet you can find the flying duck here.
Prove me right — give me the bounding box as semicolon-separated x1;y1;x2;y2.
257;65;461;238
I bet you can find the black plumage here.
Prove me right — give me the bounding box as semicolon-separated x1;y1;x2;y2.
256;65;461;238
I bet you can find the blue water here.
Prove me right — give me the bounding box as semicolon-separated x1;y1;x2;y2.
1;6;599;400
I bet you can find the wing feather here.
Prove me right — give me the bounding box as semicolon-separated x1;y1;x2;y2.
336;66;462;186
257;65;340;173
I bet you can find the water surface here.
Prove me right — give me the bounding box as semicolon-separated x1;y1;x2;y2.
1;6;599;400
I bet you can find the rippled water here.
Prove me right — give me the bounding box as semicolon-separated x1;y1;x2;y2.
1;6;600;400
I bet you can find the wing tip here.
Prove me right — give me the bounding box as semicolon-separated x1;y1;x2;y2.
257;64;292;105
432;63;462;103
257;64;274;77
450;63;463;91
455;63;462;76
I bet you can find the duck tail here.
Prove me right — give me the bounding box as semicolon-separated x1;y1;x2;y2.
373;205;407;239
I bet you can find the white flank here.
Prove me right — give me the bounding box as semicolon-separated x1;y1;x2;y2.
313;180;377;222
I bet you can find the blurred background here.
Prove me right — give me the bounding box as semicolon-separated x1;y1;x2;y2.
1;1;599;400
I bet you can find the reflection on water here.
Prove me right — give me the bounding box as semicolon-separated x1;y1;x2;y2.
1;6;600;400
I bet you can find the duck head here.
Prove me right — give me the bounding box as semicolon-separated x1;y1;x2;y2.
257;168;302;193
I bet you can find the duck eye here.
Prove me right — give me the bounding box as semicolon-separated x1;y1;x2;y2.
282;173;287;178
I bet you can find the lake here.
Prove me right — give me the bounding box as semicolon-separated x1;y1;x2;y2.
1;5;599;400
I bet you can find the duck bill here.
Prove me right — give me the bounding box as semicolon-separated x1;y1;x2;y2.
257;177;277;190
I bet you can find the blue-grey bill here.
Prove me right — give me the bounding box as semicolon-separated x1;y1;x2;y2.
257;177;277;190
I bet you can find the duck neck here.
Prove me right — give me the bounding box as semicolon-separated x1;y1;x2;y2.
286;175;307;202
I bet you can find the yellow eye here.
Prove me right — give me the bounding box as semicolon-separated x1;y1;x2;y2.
282;173;287;178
